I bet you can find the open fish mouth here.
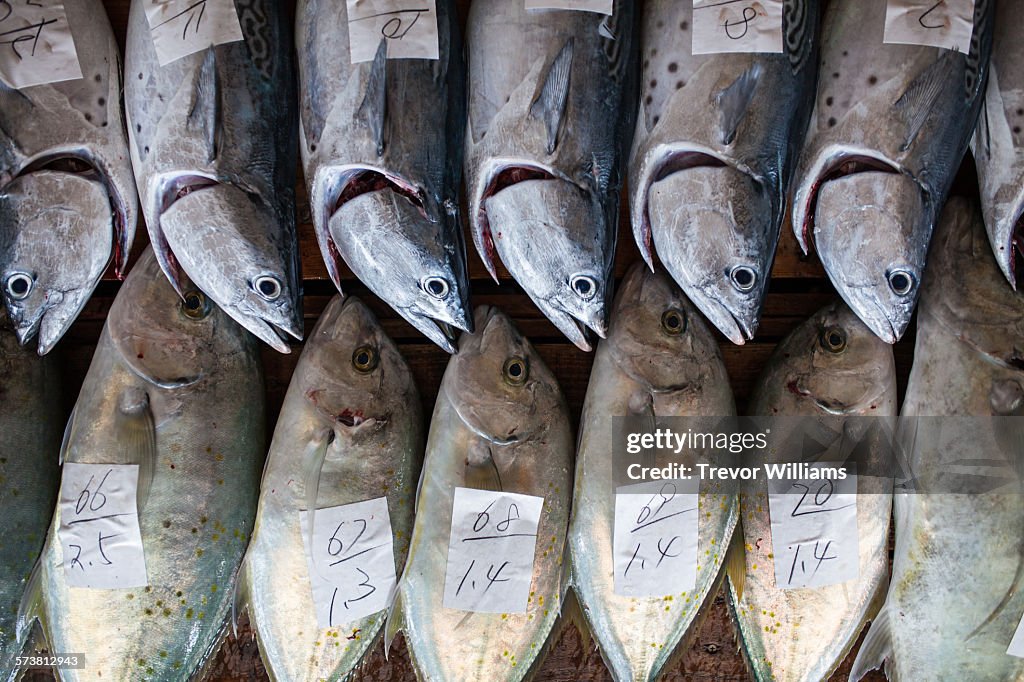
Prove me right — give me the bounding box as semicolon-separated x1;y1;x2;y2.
401;309;462;354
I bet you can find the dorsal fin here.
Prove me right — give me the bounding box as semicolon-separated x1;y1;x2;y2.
531;39;574;156
716;63;763;146
188;48;220;163
894;50;956;152
358;38;388;157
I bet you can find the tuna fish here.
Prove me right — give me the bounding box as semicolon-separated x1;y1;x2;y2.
0;0;138;354
464;1;638;351
124;0;301;353
629;0;818;344
793;0;993;343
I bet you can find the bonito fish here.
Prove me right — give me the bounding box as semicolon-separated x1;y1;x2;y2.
124;0;301;353
851;197;1024;681
20;247;264;681
296;0;471;353
464;1;638;351
568;263;736;682
386;306;573;680
629;0;818;344
0;0;137;354
792;0;993;343
731;300;896;681
239;294;423;681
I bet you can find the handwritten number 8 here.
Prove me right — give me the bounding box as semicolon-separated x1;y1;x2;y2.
496;504;519;533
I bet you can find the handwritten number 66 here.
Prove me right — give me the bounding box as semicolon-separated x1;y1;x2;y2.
75;470;112;515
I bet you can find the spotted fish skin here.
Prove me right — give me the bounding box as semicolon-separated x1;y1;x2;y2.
629;0;818;345
0;0;138;355
793;0;993;344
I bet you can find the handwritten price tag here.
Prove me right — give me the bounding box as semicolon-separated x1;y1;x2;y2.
1009;613;1024;658
524;0;613;15
346;0;439;63
58;464;148;589
144;0;243;66
0;0;82;89
613;480;699;597
692;0;784;55
442;488;544;613
883;0;975;53
299;497;397;627
767;463;858;589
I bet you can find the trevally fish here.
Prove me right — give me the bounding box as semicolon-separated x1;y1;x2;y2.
629;0;818;344
568;263;737;682
124;0;301;353
0;0;138;354
731;300;896;681
851;198;1024;681
464;1;638;351
238;294;423;681
296;0;471;353
20;247;264;681
0;314;61;681
385;306;573;680
792;0;993;343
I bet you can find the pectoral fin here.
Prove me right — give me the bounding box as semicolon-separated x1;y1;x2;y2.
716;63;763;146
115;388;156;513
464;440;502;492
531;39;574;155
358;38;388;156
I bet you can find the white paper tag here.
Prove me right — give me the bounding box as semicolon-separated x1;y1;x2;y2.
0;0;82;89
59;464;148;589
524;0;613;15
1008;613;1024;658
144;0;244;67
442;488;544;614
768;463;858;589
883;0;975;53
613;480;699;597
346;0;439;64
692;0;784;55
299;497;397;627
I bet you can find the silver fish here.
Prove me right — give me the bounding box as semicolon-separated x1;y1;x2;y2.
296;0;471;354
851;198;1024;681
239;294;423;681
0;0;138;355
629;0;818;344
730;300;896;682
568;263;737;682
385;306;573;680
124;0;301;353
792;0;992;343
20;247;264;681
464;1;638;351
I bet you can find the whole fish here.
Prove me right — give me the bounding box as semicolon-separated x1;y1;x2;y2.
851;198;1024;681
568;263;737;682
20;247;264;681
239;294;423;681
0;314;61;681
792;0;992;343
730;300;896;682
296;0;471;353
385;306;573;680
124;0;301;353
629;0;818;344
0;0;137;354
464;1;639;351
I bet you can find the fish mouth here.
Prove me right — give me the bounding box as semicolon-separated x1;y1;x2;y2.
401;308;463;354
336;410;389;431
535;297;605;352
684;288;755;345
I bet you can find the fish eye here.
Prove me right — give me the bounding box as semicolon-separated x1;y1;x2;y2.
422;276;450;299
820;326;847;353
352;345;379;373
253;275;283;301
503;356;529;386
181;290;210;320
887;270;915;297
730;265;757;292
5;272;33;300
661;308;686;335
570;274;598;301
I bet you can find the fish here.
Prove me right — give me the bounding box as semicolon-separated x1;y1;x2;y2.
238;294;423;682
729;300;897;682
296;0;471;354
851;197;1024;681
629;0;818;345
19;247;264;681
124;0;302;353
464;1;639;351
0;313;62;681
385;306;573;680
567;263;737;682
0;0;138;355
792;0;993;343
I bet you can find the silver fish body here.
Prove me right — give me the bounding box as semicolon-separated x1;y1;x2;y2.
240;294;423;682
297;0;471;353
464;1;639;351
793;0;993;343
629;0;818;344
125;0;301;353
568;263;736;682
0;0;138;354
